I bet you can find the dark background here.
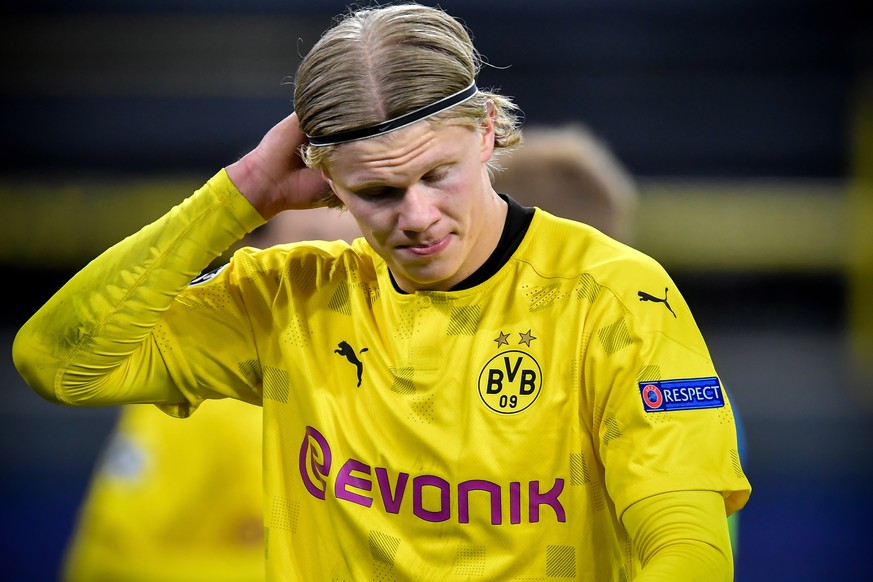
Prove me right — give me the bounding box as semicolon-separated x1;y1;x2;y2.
2;1;872;581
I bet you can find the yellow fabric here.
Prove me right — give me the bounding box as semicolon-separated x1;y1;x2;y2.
623;490;734;581
62;401;264;582
14;170;751;580
12;169;266;414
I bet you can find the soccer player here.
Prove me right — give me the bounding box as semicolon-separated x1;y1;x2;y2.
13;3;751;580
60;207;359;582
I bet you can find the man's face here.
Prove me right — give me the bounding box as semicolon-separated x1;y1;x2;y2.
321;115;504;292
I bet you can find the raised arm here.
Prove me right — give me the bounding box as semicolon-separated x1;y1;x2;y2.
12;112;325;412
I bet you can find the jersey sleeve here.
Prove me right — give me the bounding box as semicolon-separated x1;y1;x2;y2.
582;254;751;519
623;490;734;581
12;169;267;417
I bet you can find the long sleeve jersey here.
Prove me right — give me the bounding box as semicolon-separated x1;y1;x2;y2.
14;169;750;580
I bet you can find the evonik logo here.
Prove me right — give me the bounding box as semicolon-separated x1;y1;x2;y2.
298;426;566;526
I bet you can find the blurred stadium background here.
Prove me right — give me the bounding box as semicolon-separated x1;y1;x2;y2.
1;1;871;580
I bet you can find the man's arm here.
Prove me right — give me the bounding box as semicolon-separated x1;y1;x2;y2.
623;490;734;581
13;112;330;409
12;171;265;408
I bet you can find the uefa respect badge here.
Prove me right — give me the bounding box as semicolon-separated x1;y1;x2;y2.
639;377;724;412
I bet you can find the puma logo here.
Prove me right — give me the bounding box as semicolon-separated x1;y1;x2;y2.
334;341;369;387
638;287;676;318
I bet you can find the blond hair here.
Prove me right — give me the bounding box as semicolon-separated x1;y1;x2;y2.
293;3;522;179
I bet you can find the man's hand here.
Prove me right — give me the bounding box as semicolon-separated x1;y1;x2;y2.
226;113;335;220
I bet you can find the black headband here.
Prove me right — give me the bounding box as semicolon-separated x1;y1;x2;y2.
306;83;478;147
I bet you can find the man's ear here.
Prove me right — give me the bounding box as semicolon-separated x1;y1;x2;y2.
317;170;346;208
480;99;497;162
320;169;334;189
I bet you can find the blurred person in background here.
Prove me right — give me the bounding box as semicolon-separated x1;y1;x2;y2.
62;400;264;582
492;123;638;244
61;209;360;582
15;3;750;580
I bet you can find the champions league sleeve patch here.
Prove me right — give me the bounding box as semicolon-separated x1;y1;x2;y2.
639;377;724;412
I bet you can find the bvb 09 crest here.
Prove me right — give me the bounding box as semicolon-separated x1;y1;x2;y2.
477;349;542;414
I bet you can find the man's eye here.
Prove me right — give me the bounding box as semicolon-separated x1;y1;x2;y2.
423;170;448;183
356;187;386;198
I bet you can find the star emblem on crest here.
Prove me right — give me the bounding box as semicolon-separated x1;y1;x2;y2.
494;331;510;347
519;329;537;347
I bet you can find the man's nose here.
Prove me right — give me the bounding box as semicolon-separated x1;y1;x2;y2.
396;186;440;233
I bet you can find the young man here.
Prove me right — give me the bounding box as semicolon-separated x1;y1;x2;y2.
14;3;750;580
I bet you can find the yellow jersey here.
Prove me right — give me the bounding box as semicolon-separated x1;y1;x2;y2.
15;170;750;580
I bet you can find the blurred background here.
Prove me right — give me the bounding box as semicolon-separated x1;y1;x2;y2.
1;0;871;580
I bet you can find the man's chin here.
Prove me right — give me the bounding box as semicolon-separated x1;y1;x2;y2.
391;264;458;292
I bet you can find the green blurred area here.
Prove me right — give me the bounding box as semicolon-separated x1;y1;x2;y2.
0;176;850;272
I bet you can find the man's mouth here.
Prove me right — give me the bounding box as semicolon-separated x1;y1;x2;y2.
402;235;451;257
